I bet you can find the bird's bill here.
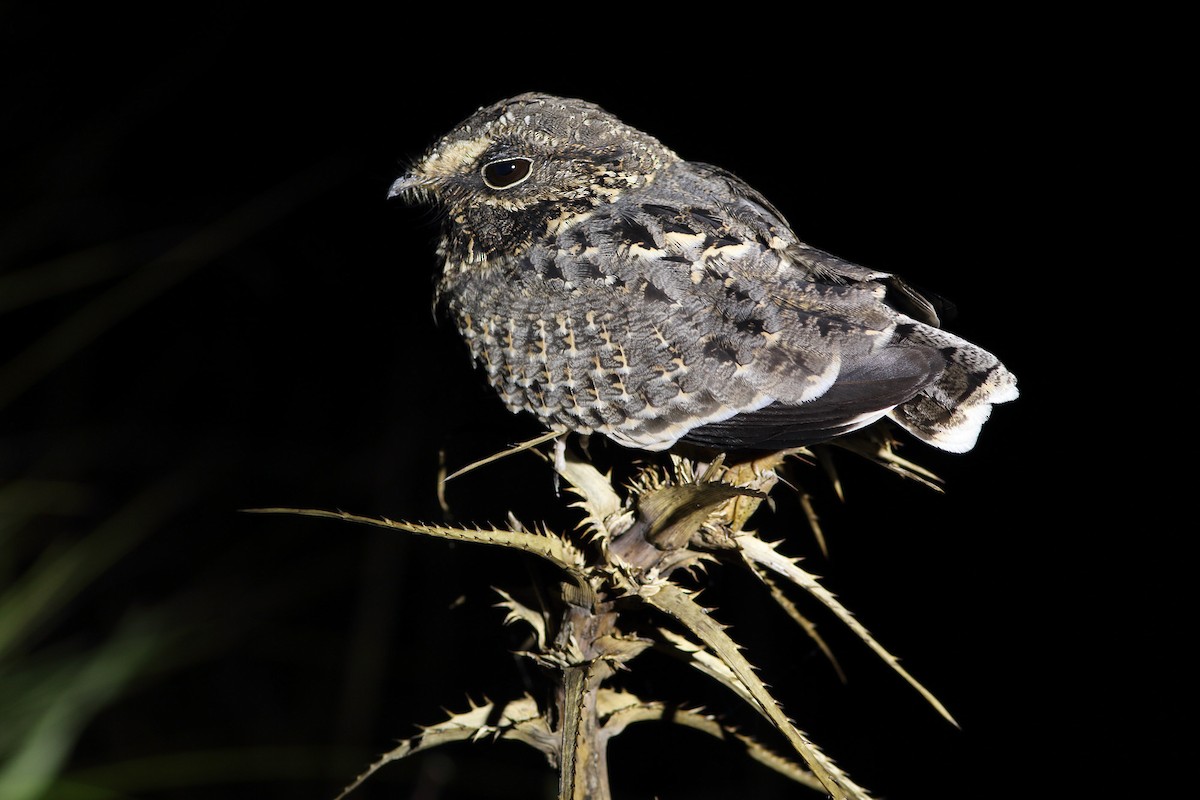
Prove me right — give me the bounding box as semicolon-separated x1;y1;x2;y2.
387;173;424;199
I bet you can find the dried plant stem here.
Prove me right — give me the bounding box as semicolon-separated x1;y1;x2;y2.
559;662;612;800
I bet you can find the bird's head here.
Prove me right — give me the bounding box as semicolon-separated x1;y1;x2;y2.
390;93;678;265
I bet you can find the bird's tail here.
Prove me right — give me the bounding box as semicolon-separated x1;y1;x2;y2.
887;320;1019;453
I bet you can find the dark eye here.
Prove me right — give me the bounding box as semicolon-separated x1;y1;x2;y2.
481;157;533;189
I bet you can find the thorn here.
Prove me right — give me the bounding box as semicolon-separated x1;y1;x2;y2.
444;429;563;482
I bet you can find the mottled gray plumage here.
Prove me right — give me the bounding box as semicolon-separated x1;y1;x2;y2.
391;93;1017;453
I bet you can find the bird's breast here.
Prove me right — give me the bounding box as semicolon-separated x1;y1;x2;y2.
440;261;756;448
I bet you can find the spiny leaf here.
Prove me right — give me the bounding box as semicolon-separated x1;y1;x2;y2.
334;695;554;800
655;627;756;708
741;562;847;683
827;432;945;493
246;508;587;581
738;535;958;727
796;488;829;557
552;447;630;540
636;581;875;800
597;689;825;792
493;587;548;650
442;429;564;482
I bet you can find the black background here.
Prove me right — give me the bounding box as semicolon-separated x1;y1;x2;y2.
1;5;1180;800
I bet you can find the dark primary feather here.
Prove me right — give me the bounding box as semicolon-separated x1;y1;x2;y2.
680;347;946;450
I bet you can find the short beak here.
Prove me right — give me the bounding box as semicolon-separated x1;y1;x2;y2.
388;173;429;200
387;174;414;199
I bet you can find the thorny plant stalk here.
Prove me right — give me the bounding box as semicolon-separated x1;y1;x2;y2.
256;430;953;800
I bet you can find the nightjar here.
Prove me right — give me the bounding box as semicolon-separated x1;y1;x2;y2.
390;93;1017;454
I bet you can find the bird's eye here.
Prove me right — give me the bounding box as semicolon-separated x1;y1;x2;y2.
481;157;533;189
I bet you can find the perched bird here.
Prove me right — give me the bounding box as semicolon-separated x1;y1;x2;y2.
390;93;1017;455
